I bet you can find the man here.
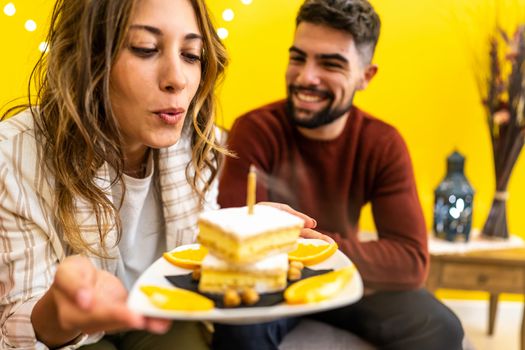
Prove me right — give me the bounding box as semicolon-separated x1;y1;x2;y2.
215;0;464;349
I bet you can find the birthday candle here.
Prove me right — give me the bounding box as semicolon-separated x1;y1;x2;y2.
247;165;256;215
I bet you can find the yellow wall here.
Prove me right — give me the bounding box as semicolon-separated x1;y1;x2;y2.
207;0;525;237
0;0;51;107
1;0;524;238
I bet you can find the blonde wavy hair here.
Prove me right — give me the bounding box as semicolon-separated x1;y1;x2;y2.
2;0;228;256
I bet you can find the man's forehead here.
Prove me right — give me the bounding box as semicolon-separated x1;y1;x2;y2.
293;22;357;57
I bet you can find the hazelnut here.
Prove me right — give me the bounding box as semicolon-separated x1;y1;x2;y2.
192;267;201;281
223;288;241;307
288;266;302;281
241;287;260;305
289;260;304;270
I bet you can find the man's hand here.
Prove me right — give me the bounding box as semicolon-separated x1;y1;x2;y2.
258;202;334;244
300;228;335;244
258;201;317;229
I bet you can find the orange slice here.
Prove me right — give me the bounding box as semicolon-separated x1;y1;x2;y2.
163;244;208;269
284;266;355;304
288;241;338;266
141;285;214;311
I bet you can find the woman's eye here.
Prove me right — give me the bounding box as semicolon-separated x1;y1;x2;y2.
183;53;201;64
130;46;158;57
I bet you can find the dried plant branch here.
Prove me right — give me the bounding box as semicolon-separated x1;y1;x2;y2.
479;23;525;238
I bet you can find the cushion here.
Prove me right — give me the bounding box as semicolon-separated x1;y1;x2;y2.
280;319;376;350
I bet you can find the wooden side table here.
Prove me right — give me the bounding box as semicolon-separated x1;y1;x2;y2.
426;248;525;350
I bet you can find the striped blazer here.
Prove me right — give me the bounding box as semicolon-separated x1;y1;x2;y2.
0;110;218;349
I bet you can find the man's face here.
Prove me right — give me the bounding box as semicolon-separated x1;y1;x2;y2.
285;22;372;129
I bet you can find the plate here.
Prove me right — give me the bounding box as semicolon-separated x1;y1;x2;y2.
127;239;363;324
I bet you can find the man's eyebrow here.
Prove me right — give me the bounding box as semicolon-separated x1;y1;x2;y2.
289;47;348;65
289;46;306;56
129;25;203;42
317;53;349;64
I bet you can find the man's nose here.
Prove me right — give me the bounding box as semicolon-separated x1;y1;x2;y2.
296;63;321;86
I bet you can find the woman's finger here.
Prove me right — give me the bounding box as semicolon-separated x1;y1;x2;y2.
53;255;97;310
144;318;172;334
54;287;145;334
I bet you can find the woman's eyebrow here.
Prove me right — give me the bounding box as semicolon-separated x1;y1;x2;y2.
129;25;203;43
129;24;162;36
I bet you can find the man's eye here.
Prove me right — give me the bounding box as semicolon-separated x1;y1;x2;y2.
323;61;342;69
289;56;305;63
130;46;158;57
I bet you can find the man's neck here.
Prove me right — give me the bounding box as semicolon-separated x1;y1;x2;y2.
297;112;350;140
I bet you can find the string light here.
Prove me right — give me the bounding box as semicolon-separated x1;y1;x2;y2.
222;9;234;22
241;0;253;4
3;3;16;16
217;27;228;40
38;42;49;53
25;19;37;32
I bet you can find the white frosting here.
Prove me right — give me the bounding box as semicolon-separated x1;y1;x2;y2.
202;253;288;272
199;204;304;238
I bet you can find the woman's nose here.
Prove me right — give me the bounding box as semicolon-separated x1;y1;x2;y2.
160;56;187;93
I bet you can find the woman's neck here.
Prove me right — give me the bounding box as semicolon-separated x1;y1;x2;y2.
123;146;150;178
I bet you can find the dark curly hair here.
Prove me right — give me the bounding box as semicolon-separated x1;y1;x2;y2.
296;0;380;62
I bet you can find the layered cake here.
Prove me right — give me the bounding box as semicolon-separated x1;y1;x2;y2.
197;204;304;264
198;253;288;294
197;204;304;297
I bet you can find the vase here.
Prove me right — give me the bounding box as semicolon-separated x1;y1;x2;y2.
433;151;474;242
482;194;509;239
481;130;524;239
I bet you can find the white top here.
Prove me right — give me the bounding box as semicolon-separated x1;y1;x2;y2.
202;253;289;272
0;110;217;349
114;155;166;290
199;204;304;238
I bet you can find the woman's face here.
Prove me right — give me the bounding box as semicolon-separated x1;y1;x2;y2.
110;0;202;157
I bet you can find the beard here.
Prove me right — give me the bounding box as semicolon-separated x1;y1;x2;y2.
286;85;354;129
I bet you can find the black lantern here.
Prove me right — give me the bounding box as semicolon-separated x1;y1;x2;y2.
433;151;474;242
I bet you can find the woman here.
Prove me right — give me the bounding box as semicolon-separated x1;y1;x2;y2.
0;0;325;348
0;0;227;348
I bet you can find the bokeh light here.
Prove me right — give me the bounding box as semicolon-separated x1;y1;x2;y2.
3;3;16;16
25;19;37;32
38;41;49;53
217;27;228;40
222;9;234;22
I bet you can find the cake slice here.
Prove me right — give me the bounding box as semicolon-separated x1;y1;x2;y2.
197;204;304;264
198;253;289;294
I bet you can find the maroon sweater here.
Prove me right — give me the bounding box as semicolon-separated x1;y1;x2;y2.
218;100;428;290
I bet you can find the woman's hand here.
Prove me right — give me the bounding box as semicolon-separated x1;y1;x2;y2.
33;255;171;348
52;255;147;334
258;202;317;229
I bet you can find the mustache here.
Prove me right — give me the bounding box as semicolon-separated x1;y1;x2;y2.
288;85;333;99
